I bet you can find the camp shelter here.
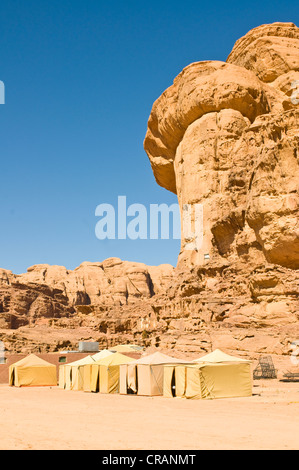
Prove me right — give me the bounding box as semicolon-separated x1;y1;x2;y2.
88;352;135;394
9;354;57;387
192;348;251;364
163;349;252;400
58;355;95;391
80;350;115;392
185;362;252;399
120;351;188;396
109;344;143;353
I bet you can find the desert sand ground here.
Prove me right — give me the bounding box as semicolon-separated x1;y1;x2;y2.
0;380;299;450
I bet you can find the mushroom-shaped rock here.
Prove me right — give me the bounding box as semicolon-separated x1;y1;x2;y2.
144;60;271;194
144;22;299;270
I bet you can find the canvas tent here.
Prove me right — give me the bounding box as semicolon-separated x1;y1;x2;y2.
120;351;188;396
163;349;252;400
85;352;135;394
79;349;115;392
9;354;57;387
58;355;95;391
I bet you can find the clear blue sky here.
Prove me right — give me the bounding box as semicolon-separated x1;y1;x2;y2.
0;0;298;274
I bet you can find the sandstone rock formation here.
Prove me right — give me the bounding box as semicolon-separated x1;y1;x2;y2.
0;23;298;365
142;21;299;357
0;274;74;330
144;21;299;272
0;260;174;329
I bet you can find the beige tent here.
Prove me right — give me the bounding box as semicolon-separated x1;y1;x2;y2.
9;354;57;387
58;355;95;391
86;352;135;394
163;349;252;399
120;351;188;396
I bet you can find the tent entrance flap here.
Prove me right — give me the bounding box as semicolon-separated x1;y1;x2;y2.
150;365;163;396
170;368;175;397
163;366;174;398
83;365;91;392
100;365;120;394
136;364;164;396
119;365;127;395
127;365;137;393
175;366;187;398
185;367;202;400
91;365;100;392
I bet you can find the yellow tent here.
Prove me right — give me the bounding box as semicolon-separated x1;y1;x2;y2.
80;350;115;392
186;362;252;399
58;355;95;391
9;354;57;387
88;352;135;394
120;352;188;396
163;349;252;399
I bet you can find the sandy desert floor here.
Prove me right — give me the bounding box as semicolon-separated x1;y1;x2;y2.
0;380;299;451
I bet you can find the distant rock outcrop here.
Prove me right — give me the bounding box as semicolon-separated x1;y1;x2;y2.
0;259;175;327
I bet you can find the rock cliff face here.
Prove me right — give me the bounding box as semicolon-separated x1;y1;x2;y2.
17;259;174;306
0;23;298;362
0;274;74;330
0;260;174;328
144;22;299;272
142;22;299;357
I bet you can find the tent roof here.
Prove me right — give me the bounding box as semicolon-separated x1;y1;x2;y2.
91;349;115;361
10;354;56;368
65;355;95;367
128;351;188;366
95;352;136;366
109;344;143;353
192;349;251;363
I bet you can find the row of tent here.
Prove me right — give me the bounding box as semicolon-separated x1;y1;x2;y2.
8;344;141;389
9;347;253;399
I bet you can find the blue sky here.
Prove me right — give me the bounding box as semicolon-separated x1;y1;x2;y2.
0;0;298;274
